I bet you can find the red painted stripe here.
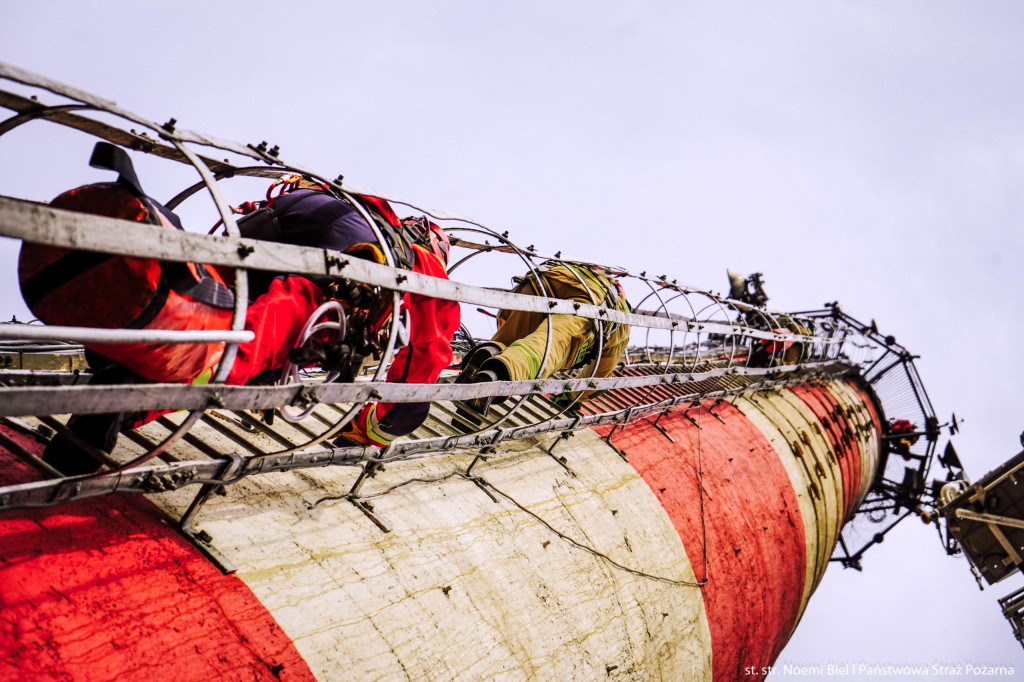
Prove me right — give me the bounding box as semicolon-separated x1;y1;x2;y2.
789;384;861;521
823;385;869;513
598;401;807;681
849;381;884;497
0;426;315;682
852;382;884;443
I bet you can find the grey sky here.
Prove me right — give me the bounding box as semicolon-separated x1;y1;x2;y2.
3;1;1023;676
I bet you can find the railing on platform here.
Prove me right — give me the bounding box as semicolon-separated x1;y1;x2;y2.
794;305;961;569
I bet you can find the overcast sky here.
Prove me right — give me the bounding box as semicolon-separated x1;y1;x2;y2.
3;2;1024;677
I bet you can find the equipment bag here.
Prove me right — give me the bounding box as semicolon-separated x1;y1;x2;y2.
18;142;235;383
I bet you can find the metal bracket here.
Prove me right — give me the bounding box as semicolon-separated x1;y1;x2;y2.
343;449;394;532
651;410;676;443
607;441;629;462
350;498;392;532
601;421;629;461
177;452;244;575
468;474;502;505
544;434;577;475
466;449;500;502
180;525;237;574
346;449;386;499
471;477;499;503
705;406;727;424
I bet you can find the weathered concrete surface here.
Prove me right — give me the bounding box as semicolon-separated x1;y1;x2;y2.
0;375;879;681
146;428;713;681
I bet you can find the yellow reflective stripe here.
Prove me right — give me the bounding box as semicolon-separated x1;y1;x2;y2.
191;368;213;385
346;242;387;265
568;264;606;293
363;405;394;446
573;341;592;366
509;341;543;379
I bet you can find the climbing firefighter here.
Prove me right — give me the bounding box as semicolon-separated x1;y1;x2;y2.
157;175;460;448
20;145;454;473
19;146;359;474
258;181;461;448
34;269;331;476
888;418;919;457
747;315;811;368
456;261;631;415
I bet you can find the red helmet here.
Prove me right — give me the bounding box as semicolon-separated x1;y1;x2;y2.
426;220;450;265
402;216;450;265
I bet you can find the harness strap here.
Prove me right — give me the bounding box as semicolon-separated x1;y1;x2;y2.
374;217;417;270
21;250;117;308
523;261;630;343
90;142;145;197
354;195;417;270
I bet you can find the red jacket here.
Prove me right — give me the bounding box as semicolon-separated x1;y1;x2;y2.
384;244;460;388
340;198;461;445
226;276;325;387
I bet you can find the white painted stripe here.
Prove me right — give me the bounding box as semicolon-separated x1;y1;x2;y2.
140;428;714;680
